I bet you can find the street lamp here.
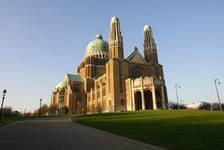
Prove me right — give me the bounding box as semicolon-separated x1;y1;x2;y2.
175;83;181;110
39;98;42;117
0;89;7;122
214;79;222;111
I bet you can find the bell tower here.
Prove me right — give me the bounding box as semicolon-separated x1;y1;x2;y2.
143;25;158;64
109;16;124;59
106;16;125;112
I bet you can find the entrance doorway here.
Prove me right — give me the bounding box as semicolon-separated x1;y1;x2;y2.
144;90;153;110
134;91;142;110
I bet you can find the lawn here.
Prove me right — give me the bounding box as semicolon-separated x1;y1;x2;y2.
74;110;224;150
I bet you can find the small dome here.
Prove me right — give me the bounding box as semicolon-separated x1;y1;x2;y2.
96;33;102;39
56;80;67;89
111;16;119;23
144;25;151;31
84;33;108;58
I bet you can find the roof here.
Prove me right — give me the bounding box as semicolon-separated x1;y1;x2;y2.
144;24;151;31
56;80;67;89
111;16;119;23
126;47;149;65
66;74;83;82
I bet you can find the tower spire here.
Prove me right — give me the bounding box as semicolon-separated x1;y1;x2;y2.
109;16;124;59
144;25;158;64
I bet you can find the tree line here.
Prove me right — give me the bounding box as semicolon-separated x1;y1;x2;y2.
169;101;224;111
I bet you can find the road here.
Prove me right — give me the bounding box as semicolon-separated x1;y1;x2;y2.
0;119;165;150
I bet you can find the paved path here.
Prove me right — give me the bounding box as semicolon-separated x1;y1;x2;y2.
0;119;166;150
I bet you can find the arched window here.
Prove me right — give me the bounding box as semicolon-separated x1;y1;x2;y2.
59;91;64;103
102;86;106;96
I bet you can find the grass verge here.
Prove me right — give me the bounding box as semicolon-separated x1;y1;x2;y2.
0;115;70;127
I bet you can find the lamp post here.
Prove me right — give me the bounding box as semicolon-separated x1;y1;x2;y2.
0;89;7;122
214;79;222;111
39;98;42;117
175;83;181;110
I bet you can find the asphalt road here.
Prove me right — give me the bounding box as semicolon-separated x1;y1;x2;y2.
0;119;165;150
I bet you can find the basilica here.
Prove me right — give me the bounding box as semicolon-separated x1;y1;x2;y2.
51;16;168;114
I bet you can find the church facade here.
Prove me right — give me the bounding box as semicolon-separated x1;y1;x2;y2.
51;17;168;114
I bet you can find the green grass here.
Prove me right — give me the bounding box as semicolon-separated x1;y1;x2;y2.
74;110;224;150
0;115;70;127
0;116;25;127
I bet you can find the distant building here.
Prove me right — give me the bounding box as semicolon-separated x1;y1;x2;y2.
186;102;201;109
51;16;168;114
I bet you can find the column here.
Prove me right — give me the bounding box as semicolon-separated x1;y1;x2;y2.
90;89;92;102
100;83;103;101
152;85;157;110
66;88;70;107
140;77;145;110
95;85;97;112
131;80;135;111
100;83;103;111
90;89;93;112
161;86;166;109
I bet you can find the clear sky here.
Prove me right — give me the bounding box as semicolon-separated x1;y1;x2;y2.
0;0;224;112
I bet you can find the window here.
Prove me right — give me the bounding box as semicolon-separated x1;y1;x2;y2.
102;86;106;96
73;87;80;93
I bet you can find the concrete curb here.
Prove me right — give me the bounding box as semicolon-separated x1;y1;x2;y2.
72;119;168;150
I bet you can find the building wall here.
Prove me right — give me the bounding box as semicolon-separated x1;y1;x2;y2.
51;57;169;114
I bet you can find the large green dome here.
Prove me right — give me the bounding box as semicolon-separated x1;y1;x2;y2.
56;80;67;89
84;34;108;58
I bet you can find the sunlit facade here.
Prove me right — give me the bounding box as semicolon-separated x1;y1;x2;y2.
51;17;168;114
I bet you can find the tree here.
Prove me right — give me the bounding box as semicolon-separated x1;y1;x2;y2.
49;105;57;115
41;104;49;115
2;106;12;117
199;102;211;110
169;101;187;109
211;102;221;111
2;106;21;117
33;104;50;116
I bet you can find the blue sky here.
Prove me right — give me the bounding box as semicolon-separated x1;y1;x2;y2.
0;0;224;112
